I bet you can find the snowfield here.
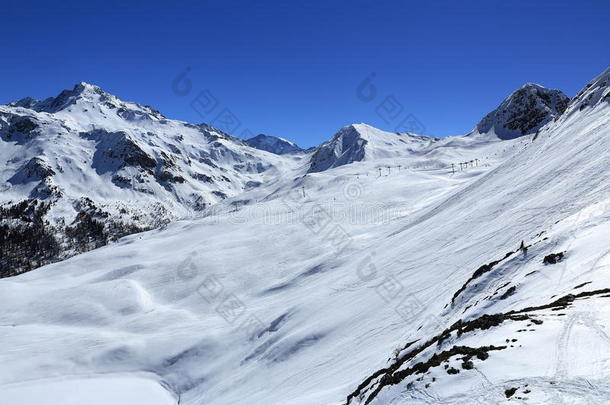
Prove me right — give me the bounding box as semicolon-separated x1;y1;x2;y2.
0;68;609;404
0;375;176;405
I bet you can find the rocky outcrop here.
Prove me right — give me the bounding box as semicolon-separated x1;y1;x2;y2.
475;84;569;139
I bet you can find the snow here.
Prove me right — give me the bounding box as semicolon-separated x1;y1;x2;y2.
0;68;609;404
0;375;176;405
307;122;524;174
472;82;569;140
245;133;302;154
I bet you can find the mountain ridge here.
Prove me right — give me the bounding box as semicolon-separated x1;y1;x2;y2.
245;133;303;155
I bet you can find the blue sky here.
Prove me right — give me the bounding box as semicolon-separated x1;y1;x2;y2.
2;0;608;147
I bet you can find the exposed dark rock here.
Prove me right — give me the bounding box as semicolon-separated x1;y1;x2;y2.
81;130;157;174
476;84;569;139
505;387;518;398
12;117;39;133
1;115;40;143
347;286;610;405
461;360;474;370
308;125;367;173
500;286;517;300
192;172;214;183
8;157;55;185
212;190;228;199
543;252;564;265
452;247;520;304
155;170;185;184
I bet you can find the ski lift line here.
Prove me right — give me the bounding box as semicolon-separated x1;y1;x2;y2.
367;158;486;177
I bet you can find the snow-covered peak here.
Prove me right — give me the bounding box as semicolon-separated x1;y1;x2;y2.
473;83;569;140
72;81;104;96
8;82;166;124
519;82;544;90
9;82;108;113
308;123;438;173
245;133;302;154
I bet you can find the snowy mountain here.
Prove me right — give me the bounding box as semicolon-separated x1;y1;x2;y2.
0;82;301;276
472;83;570;140
308;123;440;172
245;133;303;154
1;68;609;405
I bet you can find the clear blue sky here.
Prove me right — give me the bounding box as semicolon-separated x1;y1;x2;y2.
2;0;608;147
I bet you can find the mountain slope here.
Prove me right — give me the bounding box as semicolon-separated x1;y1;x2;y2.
0;68;609;405
0;83;300;276
245;134;302;154
472;83;570;140
348;67;610;405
